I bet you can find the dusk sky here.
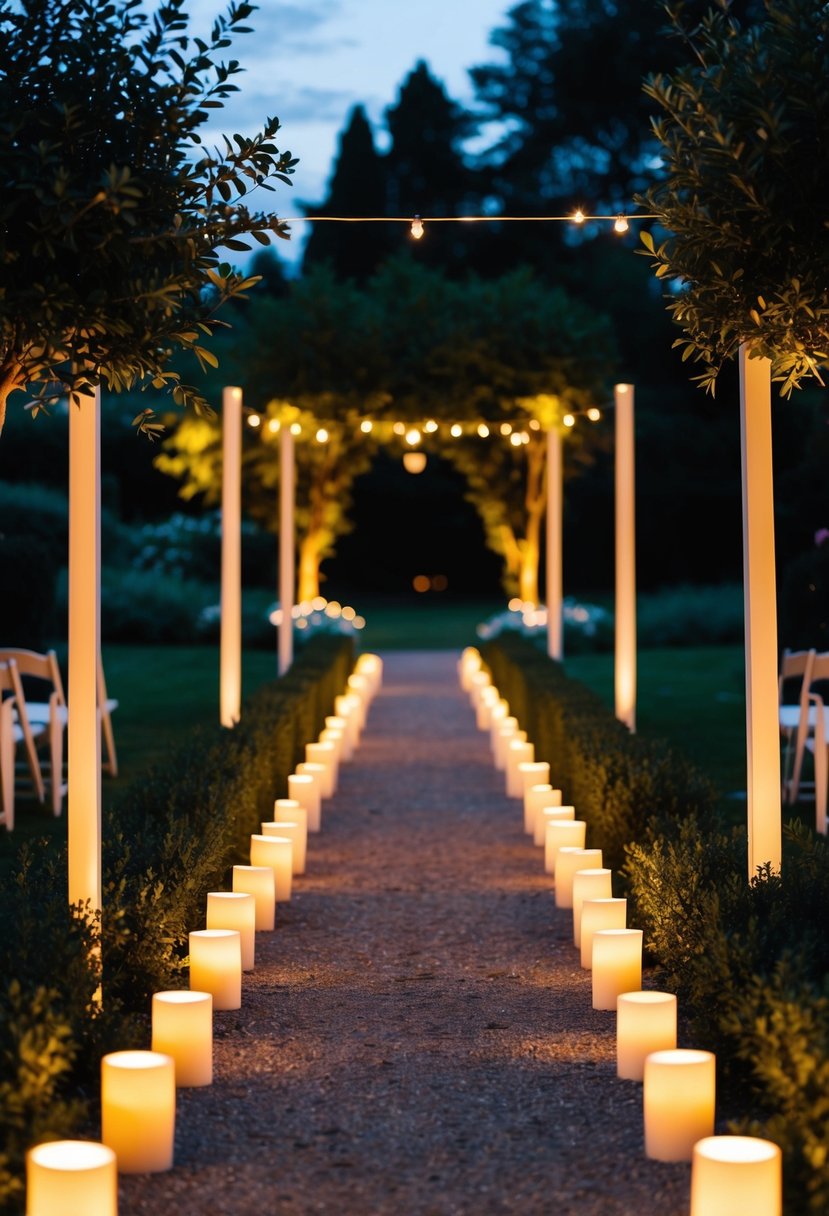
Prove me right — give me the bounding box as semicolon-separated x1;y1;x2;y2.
190;0;514;259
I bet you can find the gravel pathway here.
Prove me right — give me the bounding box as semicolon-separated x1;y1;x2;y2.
120;651;690;1215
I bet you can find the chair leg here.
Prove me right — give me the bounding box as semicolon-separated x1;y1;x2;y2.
1;703;15;831
50;714;64;817
816;734;828;836
101;707;118;778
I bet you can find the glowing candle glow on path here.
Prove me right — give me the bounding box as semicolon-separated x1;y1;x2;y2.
326;715;352;759
518;762;550;816
101;1050;176;1173
265;810;307;873
506;739;534;797
250;833;293;901
306;741;337;797
571;868;613;947
548;827;589;883
289;772;321;832
616;991;677;1080
691;1136;781;1216
26;1141;117;1216
524;783;559;837
152;991;213;1087
189;929;242;1010
476;685;500;730
591;928;642;1010
536;801;572;849
232;865;275;930
206;891;256;971
495;723;525;771
644;1049;716;1161
580;897;627;968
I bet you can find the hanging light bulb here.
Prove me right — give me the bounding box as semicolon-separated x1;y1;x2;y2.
520;431;530;444
562;413;576;427
290;422;302;435
406;428;422;446
410;216;424;240
360;420;373;434
424;419;438;433
587;407;601;422
529;419;541;431
477;423;490;438
450;423;463;438
403;452;427;474
572;209;586;224
316;427;329;443
510;432;522;447
267;418;281;434
500;422;512;436
247;413;261;428
614;215;629;234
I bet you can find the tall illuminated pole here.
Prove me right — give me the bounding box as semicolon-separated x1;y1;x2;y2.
279;424;295;676
739;345;781;877
220;386;242;728
614;383;636;731
546;425;563;660
68;385;102;912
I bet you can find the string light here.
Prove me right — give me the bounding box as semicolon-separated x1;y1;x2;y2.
450;423;463;438
424;419;439;433
587;407;601;421
562;413;576;427
572;209;586;224
410;216;424;240
288;211;657;228
392;421;406;436
267;418;281;433
477;423;490;438
290;422;301;435
405;428;422;446
247;413;261;428
315;427;329;443
529;419;541;431
614;215;630;234
510;432;522;447
360;420;373;433
500;422;512;436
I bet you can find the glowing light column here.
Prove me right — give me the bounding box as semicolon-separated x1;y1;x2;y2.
614;383;636;731
279;422;295;676
546;425;563;660
220;386;242;728
68;385;102;913
739;345;781;876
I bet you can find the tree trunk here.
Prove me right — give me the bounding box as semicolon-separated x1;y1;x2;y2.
519;507;543;606
297;533;321;603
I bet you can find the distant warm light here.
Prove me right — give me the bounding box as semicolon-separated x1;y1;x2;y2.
424;420;438;433
290;422;301;435
529;419;541;431
508;597;522;612
432;574;448;592
563;413;576;427
403;451;427;474
477;423;490;438
296;617;308;629
587;407;601;421
500;423;512;436
450;423;463;437
410;216;424;240
520;431;530;444
247;414;261;428
572;209;585;224
510;432;522;447
405;429;421;446
393;421;406;436
315;428;329;443
267;418;281;434
360;420;373;434
341;606;356;621
269;608;283;625
413;574;430;593
614;215;629;234
311;596;326;611
325;601;342;618
353;616;366;630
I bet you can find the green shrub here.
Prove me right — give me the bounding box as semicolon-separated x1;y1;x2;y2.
636;583;744;647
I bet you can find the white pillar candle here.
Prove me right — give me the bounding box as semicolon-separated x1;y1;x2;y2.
334;694;361;751
691;1136;781;1216
644;1049;716;1161
536;800;572;848
206;891;256;971
319;727;346;767
493;718;519;769
325;715;352;760
232;864;275;931
616;991;677;1080
518;764;550;825
151;991;213;1087
476;685;500;730
571;868;613;947
264;817;307;874
592;928;642;1009
580;897;627;969
289;772;321;832
356;651;383;692
459;647;481;690
524;783;558;836
506;739;535;797
189;929;241;1010
489;702;509;743
101;1050;175;1173
469;670;491;707
547;826;589;881
26;1140;117;1216
305;741;337;797
250;834;293;901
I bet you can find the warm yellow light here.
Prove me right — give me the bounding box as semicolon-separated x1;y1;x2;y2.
510;432;522;447
353;615;366;629
450;423;463;437
424;419;438;433
325;600;342;617
572;209;585;224
315;427;329;443
290;422;301;435
529;418;541;431
247;413;261;428
360;420;373;433
562;413;576;427
267;418;281;433
413;574;430;593
406;428;421;446
508;597;522;611
587;407;601;421
341;605;356;621
403;451;427;473
311;595;326;611
614;215;629;234
393;421;405;436
477;423;490;438
500;422;512;436
410;216;424;239
432;574;448;591
520;431;530;444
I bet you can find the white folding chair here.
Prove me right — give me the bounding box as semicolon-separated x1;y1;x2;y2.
802;653;829;835
779;647;816;805
0;649;64;816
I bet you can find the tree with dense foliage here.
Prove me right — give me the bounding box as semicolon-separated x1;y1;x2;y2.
640;0;829;394
0;0;297;433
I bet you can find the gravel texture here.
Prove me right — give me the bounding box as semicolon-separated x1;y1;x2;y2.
119;651;690;1215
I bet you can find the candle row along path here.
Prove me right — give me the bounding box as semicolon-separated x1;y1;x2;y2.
25;655;383;1216
461;646;783;1216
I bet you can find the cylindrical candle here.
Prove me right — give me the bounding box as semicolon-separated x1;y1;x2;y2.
305;741;337;797
592;928;642;1010
537;803;575;851
506;739;534;797
616;991;677;1080
580;897;627;969
26;1141;117;1216
189;929;241;1010
469;670;491;707
320;726;345;765
518;764;550;825
644;1049;716;1161
346;674;370;727
250;833;293;901
691;1136;781;1216
263;817;306;874
334;694;361;751
524;783;558;837
101;1050;175;1173
476;686;500;731
356;652;383;693
232;864;275;931
206;891;256;971
555;845;601;907
489;702;509;742
152;991;213;1087
493;718;519;769
571;868;613;947
289;772;321;832
549;830;590;886
325;715;352;760
459;648;481;690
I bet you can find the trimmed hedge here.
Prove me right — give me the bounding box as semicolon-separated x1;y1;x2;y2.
0;634;353;1213
483;632;829;1214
